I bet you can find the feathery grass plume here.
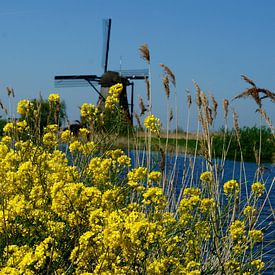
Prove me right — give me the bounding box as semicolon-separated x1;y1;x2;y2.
139;44;150;64
162;75;170;98
241;74;256;87
193;80;202;108
169;108;173;122
223;99;229;120
233;109;241;143
211;94;218;120
187;93;192;108
206;106;213;126
138;96;147;116
6;87;14;97
234;75;275;107
160;64;176;87
256;108;274;136
145;77;150;101
0;100;4;110
134;112;143;130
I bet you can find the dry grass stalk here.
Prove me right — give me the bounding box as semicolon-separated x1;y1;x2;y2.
6;87;15;97
163;75;170;98
193;80;202;108
134;112;143;130
0;100;8;114
145;77;150;101
211;94;218;120
139;44;150;64
234;75;275;107
169;108;173;122
241;74;256;87
223;99;229;120
206;106;213;126
233;109;241;143
187;94;192;108
256;108;274;136
160;64;176;87
138;96;147;116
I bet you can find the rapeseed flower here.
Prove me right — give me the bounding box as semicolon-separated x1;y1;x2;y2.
144;115;161;135
48;93;60;103
251;182;265;197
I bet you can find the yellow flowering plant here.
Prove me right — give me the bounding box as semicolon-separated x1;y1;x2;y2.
0;70;273;274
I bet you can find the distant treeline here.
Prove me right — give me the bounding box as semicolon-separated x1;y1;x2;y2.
212;126;274;163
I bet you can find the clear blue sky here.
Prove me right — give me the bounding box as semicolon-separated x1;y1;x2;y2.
1;0;274;131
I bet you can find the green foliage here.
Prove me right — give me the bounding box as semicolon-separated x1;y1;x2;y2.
0;119;7;136
21;97;67;135
212;126;275;163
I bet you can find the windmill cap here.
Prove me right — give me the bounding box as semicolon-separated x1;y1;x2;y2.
100;71;129;87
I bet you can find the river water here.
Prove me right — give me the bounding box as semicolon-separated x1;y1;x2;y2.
130;151;275;274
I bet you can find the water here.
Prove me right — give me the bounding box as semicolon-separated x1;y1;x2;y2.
130;151;275;274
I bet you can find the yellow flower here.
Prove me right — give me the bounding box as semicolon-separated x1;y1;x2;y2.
69;140;81;153
144;115;161;135
248;230;263;243
80;103;99;120
48;93;60;103
42;132;58;147
251;259;264;271
251;182;265;197
148;171;161;184
243;205;256;217
223;179;239;196
200;171;213;183
109;83;123;97
3;122;14;133
60;129;73;143
199;198;215;213
229;220;245;240
17;99;33;115
105;95;119;109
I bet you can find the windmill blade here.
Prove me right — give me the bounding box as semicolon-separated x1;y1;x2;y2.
102;18;112;73
54;75;100;88
119;69;149;80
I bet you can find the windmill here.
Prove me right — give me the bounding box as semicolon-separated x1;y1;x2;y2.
54;19;148;124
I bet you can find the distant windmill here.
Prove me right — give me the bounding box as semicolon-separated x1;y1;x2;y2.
54;19;148;124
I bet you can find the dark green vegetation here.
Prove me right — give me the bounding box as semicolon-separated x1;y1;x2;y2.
212;126;275;163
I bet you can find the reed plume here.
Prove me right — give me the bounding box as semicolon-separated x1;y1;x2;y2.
169;108;173;122
234;75;275;107
187;93;192;108
138;96;147;116
163;75;170;98
223;99;229;120
241;74;256;87
145;77;150;101
233;109;241;143
139;44;150;64
211;94;218;120
256;108;274;136
6;87;14;97
160;64;176;87
134;112;143;130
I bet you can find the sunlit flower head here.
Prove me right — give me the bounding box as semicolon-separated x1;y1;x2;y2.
48;93;60;103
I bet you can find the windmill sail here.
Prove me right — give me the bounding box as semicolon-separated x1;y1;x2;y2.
102;19;112;73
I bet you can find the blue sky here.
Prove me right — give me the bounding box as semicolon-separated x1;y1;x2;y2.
0;0;274;131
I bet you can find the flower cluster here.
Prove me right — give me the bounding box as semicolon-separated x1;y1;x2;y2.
251;181;265;197
105;83;123;109
0;95;268;274
224;179;240;197
48;93;60;103
17;99;33;115
144;115;161;135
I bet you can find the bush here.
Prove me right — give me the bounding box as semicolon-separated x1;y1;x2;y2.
0;87;271;274
213;126;275;163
